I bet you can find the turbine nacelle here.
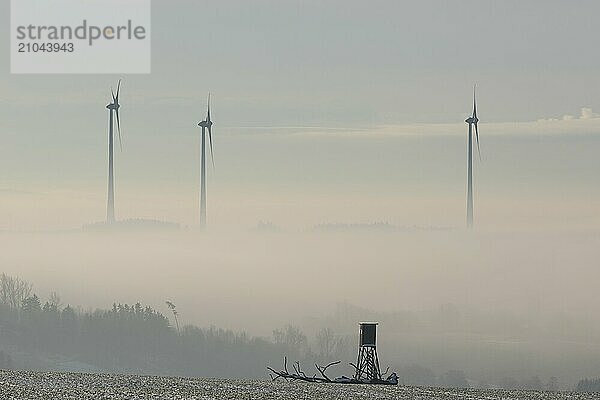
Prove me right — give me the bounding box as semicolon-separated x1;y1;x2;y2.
465;116;478;124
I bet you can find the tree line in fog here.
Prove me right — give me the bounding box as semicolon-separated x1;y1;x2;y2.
0;272;599;392
0;272;352;378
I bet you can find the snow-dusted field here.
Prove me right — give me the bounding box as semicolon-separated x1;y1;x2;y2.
0;370;594;400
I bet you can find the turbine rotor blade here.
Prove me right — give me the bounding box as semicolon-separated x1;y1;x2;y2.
111;88;116;104
207;93;211;122
474;122;481;161
116;79;121;103
115;109;123;151
208;125;215;168
472;84;477;118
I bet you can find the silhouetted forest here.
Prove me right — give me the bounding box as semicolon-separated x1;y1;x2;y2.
0;273;309;378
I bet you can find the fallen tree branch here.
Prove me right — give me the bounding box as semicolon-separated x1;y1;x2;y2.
382;366;390;377
315;360;341;382
267;357;338;383
267;357;397;385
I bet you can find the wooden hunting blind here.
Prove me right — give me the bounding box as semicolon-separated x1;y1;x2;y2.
360;323;377;347
354;323;382;381
267;321;397;385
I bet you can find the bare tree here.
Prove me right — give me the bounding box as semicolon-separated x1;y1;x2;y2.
165;300;180;333
49;292;62;310
272;325;308;354
316;327;337;358
0;273;33;310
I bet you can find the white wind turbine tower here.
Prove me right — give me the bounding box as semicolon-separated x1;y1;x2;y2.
465;85;481;228
197;94;214;229
106;80;123;224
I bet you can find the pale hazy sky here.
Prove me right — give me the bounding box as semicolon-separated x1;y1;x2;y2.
1;0;600;229
2;5;600;378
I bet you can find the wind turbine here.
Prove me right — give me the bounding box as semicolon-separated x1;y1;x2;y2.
197;94;214;229
465;85;481;228
106;79;123;224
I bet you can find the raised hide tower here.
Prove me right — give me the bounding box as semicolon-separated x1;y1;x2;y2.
353;323;382;381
